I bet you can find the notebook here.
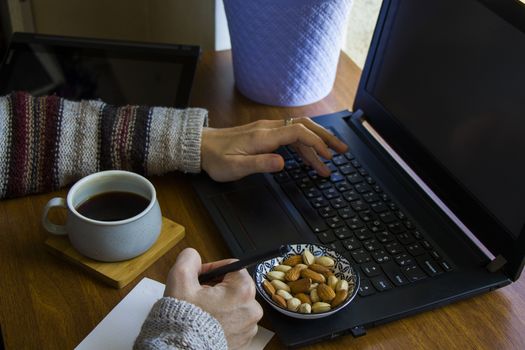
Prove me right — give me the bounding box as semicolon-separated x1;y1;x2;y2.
75;277;274;350
192;0;525;347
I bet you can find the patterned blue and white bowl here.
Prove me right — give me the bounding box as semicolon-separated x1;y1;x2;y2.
254;243;359;319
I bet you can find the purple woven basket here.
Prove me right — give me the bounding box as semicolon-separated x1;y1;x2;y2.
223;0;352;107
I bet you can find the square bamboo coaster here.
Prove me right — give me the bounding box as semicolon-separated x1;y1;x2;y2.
45;217;185;288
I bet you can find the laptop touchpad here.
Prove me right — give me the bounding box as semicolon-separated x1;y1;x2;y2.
211;184;304;254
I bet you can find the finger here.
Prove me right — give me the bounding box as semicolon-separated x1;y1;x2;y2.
294;117;348;153
165;247;202;296
218;268;256;300
295;145;330;177
226;154;284;180
250;124;332;159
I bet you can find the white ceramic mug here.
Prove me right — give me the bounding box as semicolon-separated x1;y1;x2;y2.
42;170;162;262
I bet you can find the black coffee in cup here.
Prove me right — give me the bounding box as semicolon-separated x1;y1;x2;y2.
76;191;150;221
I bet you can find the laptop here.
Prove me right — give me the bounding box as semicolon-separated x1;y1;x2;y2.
0;32;200;108
192;0;525;346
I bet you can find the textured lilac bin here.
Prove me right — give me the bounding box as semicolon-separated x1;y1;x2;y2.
223;0;352;107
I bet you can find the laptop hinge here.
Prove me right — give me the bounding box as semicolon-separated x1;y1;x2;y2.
486;255;507;273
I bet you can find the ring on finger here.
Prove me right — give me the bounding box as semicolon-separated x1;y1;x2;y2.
284;117;295;126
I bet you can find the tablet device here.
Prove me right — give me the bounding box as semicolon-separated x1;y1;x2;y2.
0;32;200;108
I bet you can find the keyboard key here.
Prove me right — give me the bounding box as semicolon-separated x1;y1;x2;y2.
402;265;427;282
319;206;336;218
407;243;426;256
379;211;397;223
322;188;339;199
351;160;361;168
355;183;372;194
310;196;329;209
285;160;300;171
344;152;355;160
339;164;356;175
273;171;290;183
440;260;453;272
338;207;356;219
335;181;352;192
325;241;345;253
358;210;377;222
361;262;381;277
387;222;406;234
342;237;361;251
368;220;386;233
330;172;345;182
395;253;416;267
276;147;293;160
326;216;345;229
385;242;404;255
398;232;415;245
358;279;376;297
381;261;410;286
317;230;337;244
371;275;393;291
298;177;314;190
421;240;433;250
334;226;353;239
346;217;365;230
430;250;441;260
347;173;364;184
351;249;372;264
333;155;349;166
417;255;444;276
376;230;396;243
330;197;348;209
363;239;382;252
371;202;388;213
358;168;368;176
372;250;391;264
304;188;321;199
315;179;333;190
355;227;374;240
350;200;368;211
343;190;360;202
362;192;381;203
289;168;307;180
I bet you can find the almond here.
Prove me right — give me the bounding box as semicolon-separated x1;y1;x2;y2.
331;289;348;308
327;275;338;290
315;256;335;267
276;289;293;300
288;278;311;294
287;297;301;312
270;279;290;292
262;280;275;296
308;263;331;274
336;279;349;292
273;264;292;272
310;288;320;303
312;302;331;313
284;266;302;282
282;255;303;266
300;268;326;284
302;248;315;265
295;293;311;305
317;283;336;302
299;303;312;314
267;270;285;281
272;293;287;308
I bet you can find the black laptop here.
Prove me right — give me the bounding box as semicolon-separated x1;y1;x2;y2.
0;32;200;107
192;0;525;347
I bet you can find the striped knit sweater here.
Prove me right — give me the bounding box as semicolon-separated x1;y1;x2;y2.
0;91;208;199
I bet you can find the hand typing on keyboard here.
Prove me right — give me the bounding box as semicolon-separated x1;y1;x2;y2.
201;117;348;182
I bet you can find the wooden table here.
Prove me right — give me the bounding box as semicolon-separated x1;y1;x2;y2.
1;50;524;349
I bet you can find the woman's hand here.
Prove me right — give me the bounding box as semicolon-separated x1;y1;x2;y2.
164;248;263;349
201;117;348;182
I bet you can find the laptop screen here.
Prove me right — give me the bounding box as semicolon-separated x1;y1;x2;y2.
0;34;200;108
363;0;525;239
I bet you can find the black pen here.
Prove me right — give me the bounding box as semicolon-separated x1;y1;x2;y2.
198;245;290;284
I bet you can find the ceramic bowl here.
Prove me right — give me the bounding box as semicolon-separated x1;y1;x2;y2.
254;243;359;319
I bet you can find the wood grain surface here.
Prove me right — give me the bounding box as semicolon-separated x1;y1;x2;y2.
0;50;524;350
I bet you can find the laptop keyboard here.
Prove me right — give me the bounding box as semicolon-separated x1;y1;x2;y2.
272;146;453;297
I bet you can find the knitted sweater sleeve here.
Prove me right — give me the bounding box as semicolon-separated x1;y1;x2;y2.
0;92;208;199
134;297;228;350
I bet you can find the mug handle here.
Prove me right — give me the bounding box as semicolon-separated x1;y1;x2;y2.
42;197;68;235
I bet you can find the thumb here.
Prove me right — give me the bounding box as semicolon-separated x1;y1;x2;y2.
165;247;202;297
231;154;284;178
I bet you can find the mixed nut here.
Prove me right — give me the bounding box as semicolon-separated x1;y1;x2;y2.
261;248;355;314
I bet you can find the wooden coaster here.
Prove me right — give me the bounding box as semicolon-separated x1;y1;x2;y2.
45;217;185;288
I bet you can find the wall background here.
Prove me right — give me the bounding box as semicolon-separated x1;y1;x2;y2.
4;0;382;68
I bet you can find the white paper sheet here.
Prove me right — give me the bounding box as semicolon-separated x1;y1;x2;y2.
75;277;274;350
